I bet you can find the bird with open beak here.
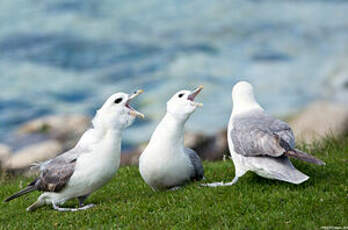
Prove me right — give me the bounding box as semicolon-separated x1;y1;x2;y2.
139;86;205;191
4;90;144;211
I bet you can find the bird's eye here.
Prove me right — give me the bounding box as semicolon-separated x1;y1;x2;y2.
114;98;123;104
178;93;184;98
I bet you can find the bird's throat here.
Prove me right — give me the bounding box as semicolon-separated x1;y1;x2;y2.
154;113;185;146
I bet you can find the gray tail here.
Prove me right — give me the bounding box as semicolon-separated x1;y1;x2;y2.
4;186;36;202
285;149;325;166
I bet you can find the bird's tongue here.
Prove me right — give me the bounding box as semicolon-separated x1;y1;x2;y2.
126;102;144;119
125;102;133;110
188;95;195;101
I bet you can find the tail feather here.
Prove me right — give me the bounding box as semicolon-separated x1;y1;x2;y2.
4;186;37;202
285;149;325;166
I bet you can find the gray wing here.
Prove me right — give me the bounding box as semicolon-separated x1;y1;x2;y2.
34;146;88;192
39;144;86;169
185;148;204;181
231;111;295;157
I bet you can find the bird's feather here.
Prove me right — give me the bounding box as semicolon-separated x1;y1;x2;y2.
35;145;94;192
248;155;309;184
231;111;295;157
4;185;37;202
37;158;77;192
231;111;325;165
185;148;204;181
285;149;325;165
5;146;86;202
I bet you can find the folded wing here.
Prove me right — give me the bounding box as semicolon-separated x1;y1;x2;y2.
185;148;204;181
231;111;295;158
4;146;87;202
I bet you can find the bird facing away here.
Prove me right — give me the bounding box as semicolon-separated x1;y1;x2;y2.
4;90;144;211
139;86;205;191
203;81;325;187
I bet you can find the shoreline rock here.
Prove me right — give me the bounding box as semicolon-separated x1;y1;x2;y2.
0;144;12;170
3;140;63;171
185;130;228;161
17;114;90;151
289;101;348;145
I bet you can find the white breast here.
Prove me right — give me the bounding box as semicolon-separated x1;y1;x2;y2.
139;144;192;189
57;130;121;200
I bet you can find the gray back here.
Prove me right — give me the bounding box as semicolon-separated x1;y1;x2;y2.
231;111;295;157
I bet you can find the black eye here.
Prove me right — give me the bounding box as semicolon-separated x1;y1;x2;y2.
178;93;184;98
114;98;123;104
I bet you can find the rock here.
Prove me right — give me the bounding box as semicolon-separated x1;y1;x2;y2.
184;130;228;161
289;101;348;144
17;115;90;150
0;144;12;167
184;132;207;148
3;140;63;170
120;144;146;166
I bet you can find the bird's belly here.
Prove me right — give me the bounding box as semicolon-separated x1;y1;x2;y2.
65;154;120;197
140;151;192;189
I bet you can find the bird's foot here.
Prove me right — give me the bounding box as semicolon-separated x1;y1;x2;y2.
78;204;95;210
169;186;181;191
200;181;228;187
201;177;238;187
52;203;95;212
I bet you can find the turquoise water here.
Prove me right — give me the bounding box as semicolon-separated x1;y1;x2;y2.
0;0;348;147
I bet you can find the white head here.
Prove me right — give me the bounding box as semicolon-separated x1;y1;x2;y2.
92;90;144;130
166;85;204;121
232;81;263;114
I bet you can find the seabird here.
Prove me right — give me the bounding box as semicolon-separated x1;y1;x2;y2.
203;81;325;187
139;86;205;190
4;90;144;211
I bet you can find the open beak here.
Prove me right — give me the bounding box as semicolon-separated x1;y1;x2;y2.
126;89;145;119
188;85;204;107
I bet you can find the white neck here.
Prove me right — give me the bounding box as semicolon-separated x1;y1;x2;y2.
95;125;122;139
80;120;122;150
104;128;122;152
94;128;122;169
232;99;263;116
151;112;185;147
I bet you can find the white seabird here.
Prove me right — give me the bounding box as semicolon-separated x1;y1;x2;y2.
139;86;205;190
4;90;144;211
203;81;325;187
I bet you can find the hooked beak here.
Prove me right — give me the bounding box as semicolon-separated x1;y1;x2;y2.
126;89;145;119
188;85;204;107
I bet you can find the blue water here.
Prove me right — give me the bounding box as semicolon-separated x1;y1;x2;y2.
0;0;348;147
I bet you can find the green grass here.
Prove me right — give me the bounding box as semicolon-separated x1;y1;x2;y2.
0;136;347;229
